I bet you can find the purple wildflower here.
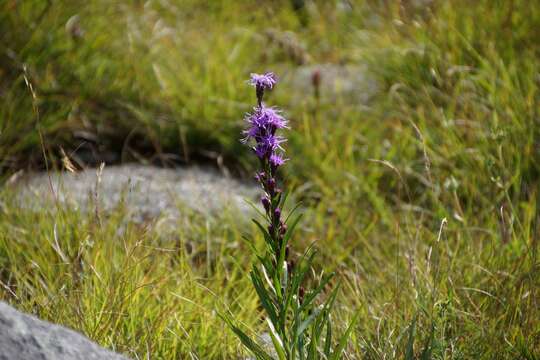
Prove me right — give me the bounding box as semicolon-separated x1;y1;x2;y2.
232;71;351;358
249;72;277;90
250;72;277;105
242;71;288;257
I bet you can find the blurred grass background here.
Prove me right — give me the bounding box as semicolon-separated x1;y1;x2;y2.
1;0;539;358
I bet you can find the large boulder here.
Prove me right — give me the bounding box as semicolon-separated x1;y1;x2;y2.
282;63;378;106
0;302;128;360
13;164;259;225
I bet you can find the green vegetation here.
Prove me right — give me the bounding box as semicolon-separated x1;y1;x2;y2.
1;0;538;358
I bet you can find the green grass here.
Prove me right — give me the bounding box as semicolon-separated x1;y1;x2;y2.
1;0;539;358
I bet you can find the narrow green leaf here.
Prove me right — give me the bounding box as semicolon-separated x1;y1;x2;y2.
284;212;303;239
322;282;340;313
281;260;288;291
279;213;303;266
252;219;277;254
219;313;273;360
232;325;274;360
330;312;359;360
284;201;303;224
404;316;417;360
419;322;435;360
272;191;282;208
300;273;335;313
279;189;290;209
240;235;260;255
266;317;287;360
244;198;267;220
283;249;316;316
324;317;333;356
296;307;321;338
251;269;279;326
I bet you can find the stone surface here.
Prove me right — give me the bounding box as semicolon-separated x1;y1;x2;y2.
14;164;259;224
244;332;277;360
282;63;378;105
0;302;128;360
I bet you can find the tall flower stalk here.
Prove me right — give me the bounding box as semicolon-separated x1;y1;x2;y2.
224;73;356;360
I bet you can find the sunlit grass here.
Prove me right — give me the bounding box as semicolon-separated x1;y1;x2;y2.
1;0;539;359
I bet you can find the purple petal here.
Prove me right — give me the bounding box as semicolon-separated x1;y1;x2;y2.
269;153;287;168
249;72;277;90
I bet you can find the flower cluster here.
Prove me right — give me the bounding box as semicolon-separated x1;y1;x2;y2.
243;73;289;257
243;106;288;166
249;72;277;105
244;73;289;173
227;71;355;359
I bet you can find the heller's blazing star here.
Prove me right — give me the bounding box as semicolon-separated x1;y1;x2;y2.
226;72;355;359
244;73;289;250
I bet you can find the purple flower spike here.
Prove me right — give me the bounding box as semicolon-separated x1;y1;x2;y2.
249;72;277;90
242;72;288;246
233;71;350;357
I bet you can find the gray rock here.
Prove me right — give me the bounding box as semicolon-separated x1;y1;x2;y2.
411;0;434;8
258;332;277;357
282;63;378;105
244;332;277;360
14;164;259;226
0;302;128;360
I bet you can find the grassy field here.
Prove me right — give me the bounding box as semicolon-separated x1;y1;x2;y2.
1;0;539;358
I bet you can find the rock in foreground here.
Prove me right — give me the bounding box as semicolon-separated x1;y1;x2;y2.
0;302;128;360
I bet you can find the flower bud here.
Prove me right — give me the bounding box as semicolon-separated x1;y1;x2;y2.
280;222;287;235
287;258;295;274
312;69;321;99
267;178;276;193
311;69;321;88
261;196;271;212
255;171;266;183
274;207;281;221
